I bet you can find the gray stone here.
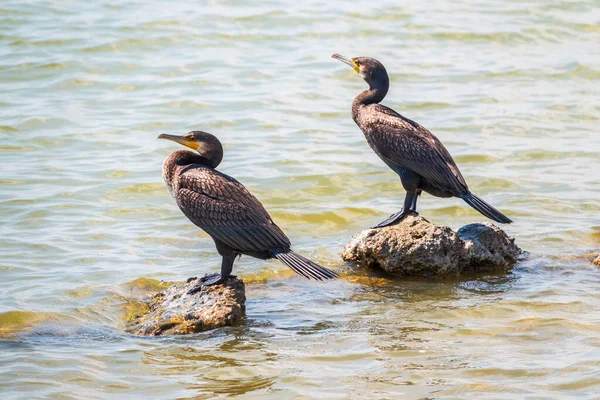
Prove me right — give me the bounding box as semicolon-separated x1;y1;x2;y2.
127;277;246;336
457;223;521;272
341;214;521;276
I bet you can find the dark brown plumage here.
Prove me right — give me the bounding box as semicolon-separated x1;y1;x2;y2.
159;131;337;292
332;54;512;227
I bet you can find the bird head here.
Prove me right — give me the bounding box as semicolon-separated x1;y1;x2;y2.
158;131;223;168
332;54;389;90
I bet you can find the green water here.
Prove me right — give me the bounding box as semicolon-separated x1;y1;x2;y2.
1;0;600;398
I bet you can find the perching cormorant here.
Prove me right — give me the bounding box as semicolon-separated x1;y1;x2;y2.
159;131;338;294
332;54;512;227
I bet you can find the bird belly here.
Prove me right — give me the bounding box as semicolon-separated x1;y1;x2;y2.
419;179;455;198
242;250;273;260
381;160;421;192
214;238;273;260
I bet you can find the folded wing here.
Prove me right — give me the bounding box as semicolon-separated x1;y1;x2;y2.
174;166;291;253
367;105;469;195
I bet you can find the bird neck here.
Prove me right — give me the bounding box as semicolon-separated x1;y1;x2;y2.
172;149;221;169
162;150;221;191
354;75;389;107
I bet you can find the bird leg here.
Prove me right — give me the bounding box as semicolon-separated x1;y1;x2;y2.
372;192;418;228
410;190;421;211
187;256;235;294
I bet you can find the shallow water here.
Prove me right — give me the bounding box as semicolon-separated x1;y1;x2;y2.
1;0;600;398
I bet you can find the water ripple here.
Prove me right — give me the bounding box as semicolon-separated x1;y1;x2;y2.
1;0;600;398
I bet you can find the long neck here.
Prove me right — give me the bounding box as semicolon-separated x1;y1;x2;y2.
352;75;389;119
173;149;219;168
358;73;389;104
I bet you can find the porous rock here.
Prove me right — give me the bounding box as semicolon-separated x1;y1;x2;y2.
127;277;245;336
457;222;521;272
341;214;521;276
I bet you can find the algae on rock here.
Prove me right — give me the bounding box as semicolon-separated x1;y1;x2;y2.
127;277;246;336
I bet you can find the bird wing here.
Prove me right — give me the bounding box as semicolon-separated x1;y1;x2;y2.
366;104;468;194
174;165;291;252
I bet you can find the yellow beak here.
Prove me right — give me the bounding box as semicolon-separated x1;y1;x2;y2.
332;53;360;74
158;134;199;150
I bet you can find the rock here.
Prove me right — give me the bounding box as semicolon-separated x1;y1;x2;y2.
341;214;521;277
457;223;521;273
592;254;600;267
341;214;464;276
126;277;246;336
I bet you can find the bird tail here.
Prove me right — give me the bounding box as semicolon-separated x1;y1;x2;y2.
271;249;339;281
460;192;513;224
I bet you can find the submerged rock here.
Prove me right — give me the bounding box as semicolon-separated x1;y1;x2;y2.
341;214;521;277
127;277;245;336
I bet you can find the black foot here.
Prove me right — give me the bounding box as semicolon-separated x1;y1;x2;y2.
187;273;235;295
372;209;418;229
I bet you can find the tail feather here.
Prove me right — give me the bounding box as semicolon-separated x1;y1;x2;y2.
272;249;339;281
460;192;512;224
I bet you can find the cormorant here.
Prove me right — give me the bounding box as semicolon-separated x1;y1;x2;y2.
159;131;338;294
332;54;512;227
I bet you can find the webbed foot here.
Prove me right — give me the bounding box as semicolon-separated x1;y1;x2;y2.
187;273;237;295
372;209;418;229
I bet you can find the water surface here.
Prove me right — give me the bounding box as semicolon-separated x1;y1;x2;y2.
1;0;600;398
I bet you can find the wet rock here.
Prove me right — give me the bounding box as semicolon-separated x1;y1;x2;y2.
341;214;521;277
457;223;521;273
592;254;600;267
341;215;464;276
127;277;245;336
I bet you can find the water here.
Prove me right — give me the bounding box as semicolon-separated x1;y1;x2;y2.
1;0;600;398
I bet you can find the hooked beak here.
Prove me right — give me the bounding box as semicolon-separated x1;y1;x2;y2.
158;133;199;150
332;53;360;73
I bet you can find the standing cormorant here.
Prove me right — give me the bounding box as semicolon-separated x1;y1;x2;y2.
332;54;512;227
159;131;338;293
